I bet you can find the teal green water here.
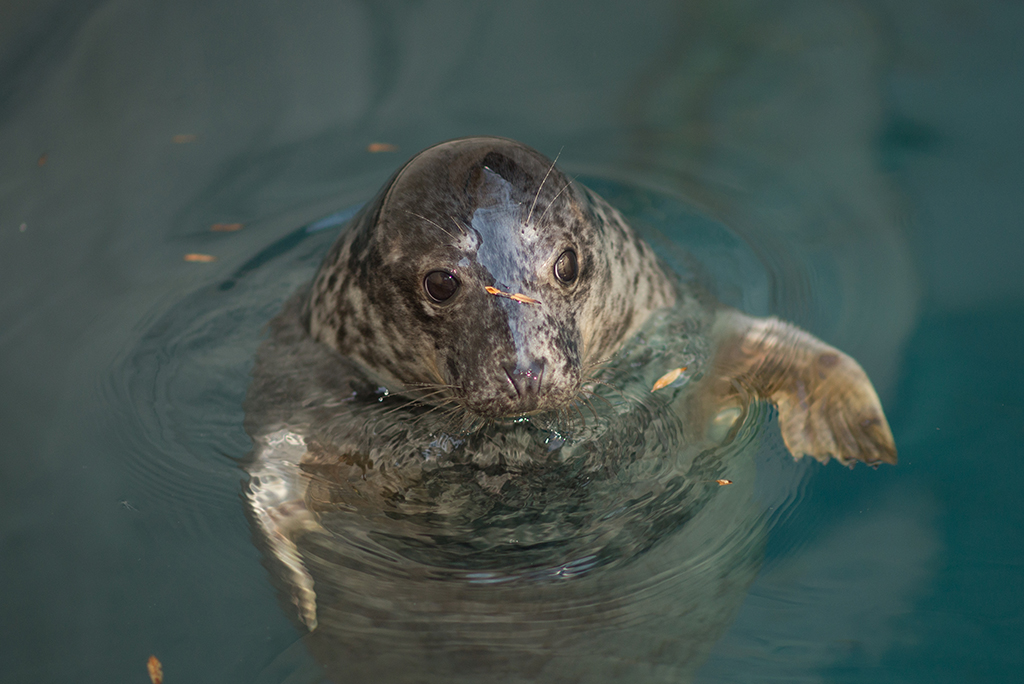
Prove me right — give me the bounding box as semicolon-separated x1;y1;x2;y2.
1;1;1022;682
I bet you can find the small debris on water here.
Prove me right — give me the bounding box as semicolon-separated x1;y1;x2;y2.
147;655;163;684
716;479;733;486
367;143;398;153
210;223;243;232
184;253;217;262
19;223;27;232
484;286;540;305
651;367;687;392
172;134;197;144
37;153;48;167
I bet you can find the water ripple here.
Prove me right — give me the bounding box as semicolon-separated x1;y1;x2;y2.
108;180;838;682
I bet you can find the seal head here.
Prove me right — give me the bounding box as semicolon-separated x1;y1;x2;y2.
307;137;677;419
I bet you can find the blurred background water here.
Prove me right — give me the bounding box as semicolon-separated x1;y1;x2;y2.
1;0;1021;682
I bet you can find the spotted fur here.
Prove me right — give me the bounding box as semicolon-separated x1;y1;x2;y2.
306;137;677;419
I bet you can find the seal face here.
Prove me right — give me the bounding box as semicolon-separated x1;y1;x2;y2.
306;137;677;419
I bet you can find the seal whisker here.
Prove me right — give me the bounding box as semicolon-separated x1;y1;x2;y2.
574;401;591;430
574;391;601;424
380;394;442;417
550;406;571;433
417;356;451;392
578;331;613;374
550;402;574;431
453;410;484;435
398;384;454;397
581;351;619;377
574;386;600;411
551;404;568;426
582;379;629;411
583;387;618;412
580;394;601;423
406;210;460;243
379;387;457;417
403;381;461;391
408;400;461;430
424;402;466;434
412;396;465;426
568;408;584;433
536;177;575;226
526;147;562;227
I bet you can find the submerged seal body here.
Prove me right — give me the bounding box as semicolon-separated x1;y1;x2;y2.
244;137;896;683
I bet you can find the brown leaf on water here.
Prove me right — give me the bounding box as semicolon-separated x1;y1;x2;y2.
716;479;733;486
172;134;197;144
184;253;217;262
367;143;398;153
210;223;243;232
651;367;687;392
147;655;163;684
37;153;48;167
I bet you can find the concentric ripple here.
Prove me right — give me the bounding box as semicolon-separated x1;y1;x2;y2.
102;217;343;540
106;178;836;683
233;179;820;683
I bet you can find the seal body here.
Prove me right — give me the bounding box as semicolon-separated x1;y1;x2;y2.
244;137;896;683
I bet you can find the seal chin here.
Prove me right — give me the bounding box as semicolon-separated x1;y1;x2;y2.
456;384;580;421
461;398;539;420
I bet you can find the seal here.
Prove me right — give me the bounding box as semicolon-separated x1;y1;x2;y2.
243;136;896;683
300;135;894;462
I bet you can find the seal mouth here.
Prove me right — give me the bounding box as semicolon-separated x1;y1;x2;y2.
456;383;585;423
399;380;580;424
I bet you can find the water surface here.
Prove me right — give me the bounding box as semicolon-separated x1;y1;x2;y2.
1;1;1022;682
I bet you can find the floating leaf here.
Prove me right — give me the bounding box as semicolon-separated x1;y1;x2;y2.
651;367;687;392
367;143;398;153
172;134;197;144
210;223;243;232
716;479;733;486
183;253;217;262
147;655;163;684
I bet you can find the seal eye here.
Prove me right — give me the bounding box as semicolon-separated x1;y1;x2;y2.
423;270;460;303
554;250;578;284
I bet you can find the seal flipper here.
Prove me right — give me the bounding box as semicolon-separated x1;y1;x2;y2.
709;310;897;467
246;429;321;630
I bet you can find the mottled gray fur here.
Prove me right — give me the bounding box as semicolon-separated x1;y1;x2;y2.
306;137;677;418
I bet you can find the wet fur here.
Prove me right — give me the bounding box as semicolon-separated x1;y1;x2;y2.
305;138;677;419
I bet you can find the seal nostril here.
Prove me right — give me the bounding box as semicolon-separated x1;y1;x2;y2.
503;359;545;398
503;366;520;397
